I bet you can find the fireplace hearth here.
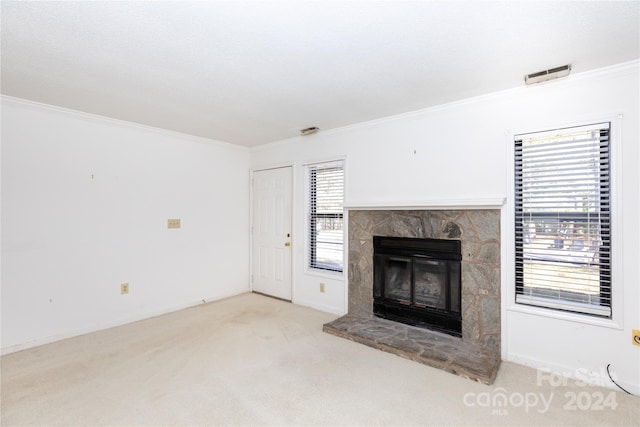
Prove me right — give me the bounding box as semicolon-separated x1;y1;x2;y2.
373;236;462;336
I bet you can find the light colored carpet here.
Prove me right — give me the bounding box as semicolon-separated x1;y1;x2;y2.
1;292;638;426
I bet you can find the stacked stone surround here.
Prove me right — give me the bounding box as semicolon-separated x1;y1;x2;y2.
324;208;501;383
346;209;501;352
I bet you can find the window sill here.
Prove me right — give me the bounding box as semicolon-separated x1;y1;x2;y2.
305;268;344;281
507;302;623;330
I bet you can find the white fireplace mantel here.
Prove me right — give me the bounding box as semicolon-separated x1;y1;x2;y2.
344;197;506;211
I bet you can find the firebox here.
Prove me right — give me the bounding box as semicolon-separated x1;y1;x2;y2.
373;235;462;337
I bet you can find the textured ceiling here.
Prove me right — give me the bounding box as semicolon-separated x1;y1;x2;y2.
2;1;639;147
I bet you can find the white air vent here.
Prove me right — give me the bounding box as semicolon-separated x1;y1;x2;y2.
525;65;571;85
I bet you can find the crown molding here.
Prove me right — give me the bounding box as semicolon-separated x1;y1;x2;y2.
252;59;639;151
1;95;249;152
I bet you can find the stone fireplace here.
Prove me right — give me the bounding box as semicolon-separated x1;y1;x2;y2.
323;208;502;384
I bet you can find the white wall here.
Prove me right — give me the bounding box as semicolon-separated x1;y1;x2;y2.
1;97;251;353
251;61;640;393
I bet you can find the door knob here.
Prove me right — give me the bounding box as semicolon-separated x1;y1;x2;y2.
285;242;291;247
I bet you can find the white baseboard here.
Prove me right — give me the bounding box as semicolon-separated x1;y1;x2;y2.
506;351;639;395
292;297;346;317
0;289;250;356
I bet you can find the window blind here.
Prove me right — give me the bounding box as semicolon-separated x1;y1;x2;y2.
309;162;344;272
515;122;611;317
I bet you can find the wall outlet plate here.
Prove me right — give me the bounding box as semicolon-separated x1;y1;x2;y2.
633;329;640;347
121;283;129;295
168;218;181;229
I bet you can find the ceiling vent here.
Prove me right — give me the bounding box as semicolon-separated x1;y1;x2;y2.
300;126;320;136
525;65;571;85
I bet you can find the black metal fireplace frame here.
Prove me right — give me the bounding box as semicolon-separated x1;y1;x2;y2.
373;235;462;337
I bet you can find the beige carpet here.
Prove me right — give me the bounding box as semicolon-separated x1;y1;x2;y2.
1;292;638;426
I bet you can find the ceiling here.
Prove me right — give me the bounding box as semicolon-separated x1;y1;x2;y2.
2;1;639;147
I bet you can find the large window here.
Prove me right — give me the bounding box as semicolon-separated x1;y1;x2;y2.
308;161;344;272
515;122;611;317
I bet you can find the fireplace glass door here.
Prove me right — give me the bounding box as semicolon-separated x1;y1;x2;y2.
414;259;447;309
373;236;462;336
383;256;412;303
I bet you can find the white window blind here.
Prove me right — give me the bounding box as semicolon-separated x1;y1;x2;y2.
515;122;611;317
308;162;344;272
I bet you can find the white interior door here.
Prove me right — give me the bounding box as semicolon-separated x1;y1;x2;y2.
251;167;292;300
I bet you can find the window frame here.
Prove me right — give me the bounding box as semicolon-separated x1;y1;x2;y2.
513;122;613;318
307;160;345;273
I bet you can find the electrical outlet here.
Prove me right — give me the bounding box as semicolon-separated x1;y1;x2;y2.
121;283;129;295
320;282;325;293
633;329;640;347
168;218;181;229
